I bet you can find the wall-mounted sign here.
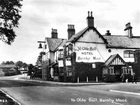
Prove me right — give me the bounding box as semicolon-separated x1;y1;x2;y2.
74;43;104;63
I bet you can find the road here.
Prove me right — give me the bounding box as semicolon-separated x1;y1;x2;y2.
0;75;140;105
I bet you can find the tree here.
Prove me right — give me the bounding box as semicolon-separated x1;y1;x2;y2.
0;0;22;44
1;61;14;65
15;61;22;67
22;63;28;68
15;61;28;69
27;64;35;77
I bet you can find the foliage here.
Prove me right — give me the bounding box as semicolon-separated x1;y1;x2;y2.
27;64;35;76
36;51;45;66
15;61;28;69
0;0;22;44
1;61;14;65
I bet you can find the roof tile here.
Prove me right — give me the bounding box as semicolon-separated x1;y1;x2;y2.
104;35;140;49
46;38;67;51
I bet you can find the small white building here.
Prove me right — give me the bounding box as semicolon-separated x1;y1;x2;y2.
40;29;67;80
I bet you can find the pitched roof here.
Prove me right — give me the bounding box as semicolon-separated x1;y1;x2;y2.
67;24;140;49
68;27;88;42
105;54;126;66
46;38;67;52
105;54;118;66
104;35;140;49
68;27;107;43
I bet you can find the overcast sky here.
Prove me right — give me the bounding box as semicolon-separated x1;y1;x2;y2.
0;0;140;64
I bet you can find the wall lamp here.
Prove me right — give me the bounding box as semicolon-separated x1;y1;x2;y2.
37;41;46;49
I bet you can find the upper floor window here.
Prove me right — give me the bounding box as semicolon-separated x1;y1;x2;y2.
66;44;73;56
58;49;64;59
124;50;134;58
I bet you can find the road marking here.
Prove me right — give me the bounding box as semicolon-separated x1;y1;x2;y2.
110;90;140;96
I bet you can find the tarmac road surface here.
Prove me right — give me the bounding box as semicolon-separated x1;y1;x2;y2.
0;75;140;105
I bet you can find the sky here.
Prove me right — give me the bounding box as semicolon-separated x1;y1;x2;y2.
0;0;140;65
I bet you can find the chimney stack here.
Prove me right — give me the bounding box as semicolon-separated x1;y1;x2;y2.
87;11;94;28
67;24;75;39
51;28;58;38
124;22;133;38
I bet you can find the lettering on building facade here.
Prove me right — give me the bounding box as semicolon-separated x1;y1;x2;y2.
74;43;104;63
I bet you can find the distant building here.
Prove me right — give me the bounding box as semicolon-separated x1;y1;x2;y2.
40;29;67;80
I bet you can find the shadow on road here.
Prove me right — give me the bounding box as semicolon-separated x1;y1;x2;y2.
0;80;61;88
0;91;19;105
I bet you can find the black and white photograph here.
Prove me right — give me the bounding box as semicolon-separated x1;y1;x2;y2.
0;0;140;105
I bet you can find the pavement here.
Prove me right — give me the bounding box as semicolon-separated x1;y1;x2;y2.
17;74;109;86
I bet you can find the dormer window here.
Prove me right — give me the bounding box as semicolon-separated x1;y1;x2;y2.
124;50;134;58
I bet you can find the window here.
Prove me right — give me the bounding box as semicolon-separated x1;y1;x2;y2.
128;66;133;74
58;49;64;58
122;67;127;74
122;66;132;74
66;44;73;56
124;50;134;58
103;68;108;74
67;71;72;77
68;44;73;55
109;67;114;75
66;67;72;77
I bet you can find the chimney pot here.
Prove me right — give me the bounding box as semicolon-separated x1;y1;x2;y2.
124;22;133;38
91;11;93;17
88;11;90;17
87;11;94;28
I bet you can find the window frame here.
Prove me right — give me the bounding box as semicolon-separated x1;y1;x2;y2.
66;44;73;56
58;49;64;59
109;66;114;75
124;50;134;58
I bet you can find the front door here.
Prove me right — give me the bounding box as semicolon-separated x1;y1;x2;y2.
114;66;122;82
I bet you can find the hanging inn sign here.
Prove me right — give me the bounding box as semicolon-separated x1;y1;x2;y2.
74;43;104;63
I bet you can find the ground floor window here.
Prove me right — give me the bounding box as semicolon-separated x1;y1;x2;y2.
103;68;108;74
122;66;131;74
128;66;133;74
67;71;72;77
66;66;72;77
109;67;114;75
